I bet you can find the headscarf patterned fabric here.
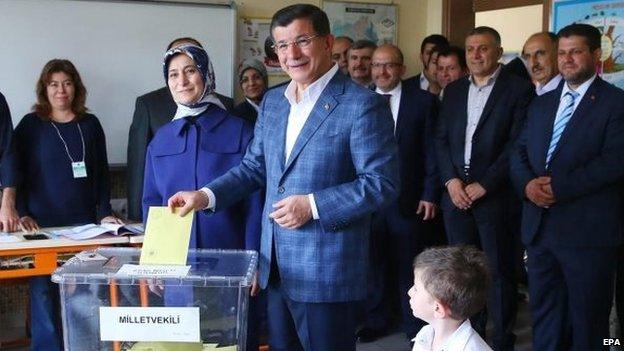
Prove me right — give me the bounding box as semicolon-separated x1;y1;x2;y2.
238;58;268;87
163;44;216;106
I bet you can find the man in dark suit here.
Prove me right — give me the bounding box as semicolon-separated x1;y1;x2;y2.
356;44;439;342
167;5;399;350
522;32;561;96
511;23;624;351
436;45;467;97
435;26;534;351
126;37;233;221
331;36;353;75
502;56;531;82
404;34;449;91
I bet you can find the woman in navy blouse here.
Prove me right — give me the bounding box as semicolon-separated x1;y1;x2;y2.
12;59;120;350
142;44;263;349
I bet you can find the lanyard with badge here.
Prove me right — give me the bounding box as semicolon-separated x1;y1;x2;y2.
50;121;87;178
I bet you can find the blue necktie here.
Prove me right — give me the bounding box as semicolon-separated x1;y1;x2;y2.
545;90;579;167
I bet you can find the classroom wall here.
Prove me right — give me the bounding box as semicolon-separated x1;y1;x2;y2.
234;0;442;75
193;0;444;90
475;5;543;53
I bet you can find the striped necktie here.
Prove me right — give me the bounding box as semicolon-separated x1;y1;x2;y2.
545;90;580;167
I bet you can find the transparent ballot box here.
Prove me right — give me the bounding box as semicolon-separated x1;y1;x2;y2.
51;248;258;351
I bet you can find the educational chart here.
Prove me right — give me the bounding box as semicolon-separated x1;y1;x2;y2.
553;0;624;88
238;18;283;75
323;1;397;44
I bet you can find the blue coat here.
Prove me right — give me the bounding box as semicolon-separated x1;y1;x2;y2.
510;77;624;247
206;72;400;303
142;106;262;251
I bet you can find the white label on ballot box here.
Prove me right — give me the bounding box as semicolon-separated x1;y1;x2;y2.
99;307;200;342
116;264;191;277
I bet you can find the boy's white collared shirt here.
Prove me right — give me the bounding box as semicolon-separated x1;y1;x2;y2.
411;319;492;351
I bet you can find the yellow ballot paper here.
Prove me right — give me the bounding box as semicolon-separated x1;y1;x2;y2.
140;206;194;265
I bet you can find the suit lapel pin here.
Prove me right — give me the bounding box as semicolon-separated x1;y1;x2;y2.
324;103;330;110
590;95;595;100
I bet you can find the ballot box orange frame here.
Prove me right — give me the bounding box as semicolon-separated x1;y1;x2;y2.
0;231;135;349
1;233;269;351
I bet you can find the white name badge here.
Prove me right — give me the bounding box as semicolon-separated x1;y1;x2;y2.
99;306;200;342
72;161;87;178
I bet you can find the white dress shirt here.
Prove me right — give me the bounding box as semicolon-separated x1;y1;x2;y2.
283;64;339;219
245;97;260;113
411;319;492;351
201;65;339;219
464;66;501;167
420;73;430;91
284;64;339;160
375;82;402;131
536;74;562;96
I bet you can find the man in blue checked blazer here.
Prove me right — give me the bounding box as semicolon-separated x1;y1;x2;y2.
511;24;624;351
168;4;399;351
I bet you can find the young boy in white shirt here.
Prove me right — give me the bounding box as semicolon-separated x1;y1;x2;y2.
408;246;493;351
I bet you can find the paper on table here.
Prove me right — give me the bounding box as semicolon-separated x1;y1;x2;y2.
139;206;194;265
0;232;22;243
52;224;111;240
52;223;143;240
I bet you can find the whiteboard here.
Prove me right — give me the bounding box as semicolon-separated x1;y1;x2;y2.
0;0;236;164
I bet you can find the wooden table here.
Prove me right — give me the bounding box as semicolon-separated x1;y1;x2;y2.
0;230;135;279
0;231;268;350
0;229;140;349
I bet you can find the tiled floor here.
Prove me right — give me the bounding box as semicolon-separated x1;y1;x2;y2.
356;298;533;351
356;298;624;351
4;298;622;350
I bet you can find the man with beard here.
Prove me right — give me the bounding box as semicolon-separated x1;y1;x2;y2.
348;40;376;88
511;23;624;351
522;32;562;96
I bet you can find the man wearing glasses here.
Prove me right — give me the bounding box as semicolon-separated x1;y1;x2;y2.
167;4;399;351
358;44;439;343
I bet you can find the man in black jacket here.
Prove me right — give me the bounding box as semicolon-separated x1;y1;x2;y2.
435;27;534;351
358;44;439;343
